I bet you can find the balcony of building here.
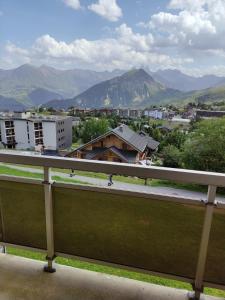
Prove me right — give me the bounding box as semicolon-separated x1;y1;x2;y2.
0;152;225;300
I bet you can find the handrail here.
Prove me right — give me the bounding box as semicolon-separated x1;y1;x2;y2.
0;152;225;300
0;152;225;187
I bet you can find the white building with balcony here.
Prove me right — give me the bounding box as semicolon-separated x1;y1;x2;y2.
0;112;72;151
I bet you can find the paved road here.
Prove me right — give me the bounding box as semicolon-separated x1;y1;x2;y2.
1;163;224;202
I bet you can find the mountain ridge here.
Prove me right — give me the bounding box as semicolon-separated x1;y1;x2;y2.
45;69;182;109
0;64;125;105
1;64;225;110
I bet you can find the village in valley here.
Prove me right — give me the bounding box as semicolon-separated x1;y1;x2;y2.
0;100;223;179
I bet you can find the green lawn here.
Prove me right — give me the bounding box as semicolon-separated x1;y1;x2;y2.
1;163;209;194
52;167;208;193
0;165;89;185
6;247;225;298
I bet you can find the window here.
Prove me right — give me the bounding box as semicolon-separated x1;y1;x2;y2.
6;129;15;136
5;121;14;128
35;131;43;138
7;136;16;144
35;138;43;146
34;122;43;130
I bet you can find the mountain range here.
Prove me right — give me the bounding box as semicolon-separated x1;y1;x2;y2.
0;64;123;107
46;69;182;109
1;64;225;110
152;69;225;92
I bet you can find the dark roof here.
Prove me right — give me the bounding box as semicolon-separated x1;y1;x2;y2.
70;124;159;155
84;148;107;160
83;146;137;163
112;124;159;152
109;146;137;163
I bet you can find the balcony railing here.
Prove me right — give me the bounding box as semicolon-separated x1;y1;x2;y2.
0;152;225;300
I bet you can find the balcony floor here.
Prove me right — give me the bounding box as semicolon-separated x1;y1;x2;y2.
0;253;221;300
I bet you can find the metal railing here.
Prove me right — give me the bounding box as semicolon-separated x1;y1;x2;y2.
0;152;225;300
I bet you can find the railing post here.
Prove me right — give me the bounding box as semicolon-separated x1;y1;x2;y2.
43;167;56;273
0;197;6;254
189;185;217;300
0;245;6;253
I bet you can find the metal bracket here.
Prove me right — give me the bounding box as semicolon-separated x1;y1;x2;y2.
188;291;202;300
44;255;56;273
188;283;204;300
0;245;6;253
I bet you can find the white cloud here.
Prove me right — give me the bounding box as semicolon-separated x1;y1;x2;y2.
4;1;225;75
88;0;122;22
1;24;191;71
5;42;30;56
63;0;81;10
149;0;225;51
168;0;206;11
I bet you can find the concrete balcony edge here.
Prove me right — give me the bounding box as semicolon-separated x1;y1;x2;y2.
0;253;221;300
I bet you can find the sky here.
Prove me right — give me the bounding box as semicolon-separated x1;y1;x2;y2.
1;0;225;76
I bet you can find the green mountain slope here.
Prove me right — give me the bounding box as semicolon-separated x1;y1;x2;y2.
0;95;26;111
176;85;225;105
0;64;124;106
45;69;182;109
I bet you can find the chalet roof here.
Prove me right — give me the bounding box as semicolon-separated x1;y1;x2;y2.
85;148;107;160
70;124;159;155
83;146;137;163
112;125;159;152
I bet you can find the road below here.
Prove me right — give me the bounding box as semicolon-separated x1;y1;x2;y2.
1;163;224;203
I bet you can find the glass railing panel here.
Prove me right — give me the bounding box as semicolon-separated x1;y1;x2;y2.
0;180;47;250
53;186;205;280
0;200;2;242
205;205;225;285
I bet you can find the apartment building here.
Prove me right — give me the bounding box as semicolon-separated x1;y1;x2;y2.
0;112;72;151
143;109;164;119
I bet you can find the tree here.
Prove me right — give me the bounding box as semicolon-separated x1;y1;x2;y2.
159;129;186;151
162;145;182;168
107;115;120;129
82;118;109;143
183;118;225;172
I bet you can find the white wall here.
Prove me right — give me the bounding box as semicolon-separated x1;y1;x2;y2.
42;122;57;150
0;117;72;151
55;117;72;149
14;120;29;149
0;120;7;144
28;121;35;148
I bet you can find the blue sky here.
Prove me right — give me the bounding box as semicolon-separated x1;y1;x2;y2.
0;0;166;43
1;0;225;76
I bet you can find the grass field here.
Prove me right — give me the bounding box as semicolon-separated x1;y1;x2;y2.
0;161;211;194
0;165;90;185
53;168;208;194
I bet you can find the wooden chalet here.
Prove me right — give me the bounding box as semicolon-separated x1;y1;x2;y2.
67;124;159;164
